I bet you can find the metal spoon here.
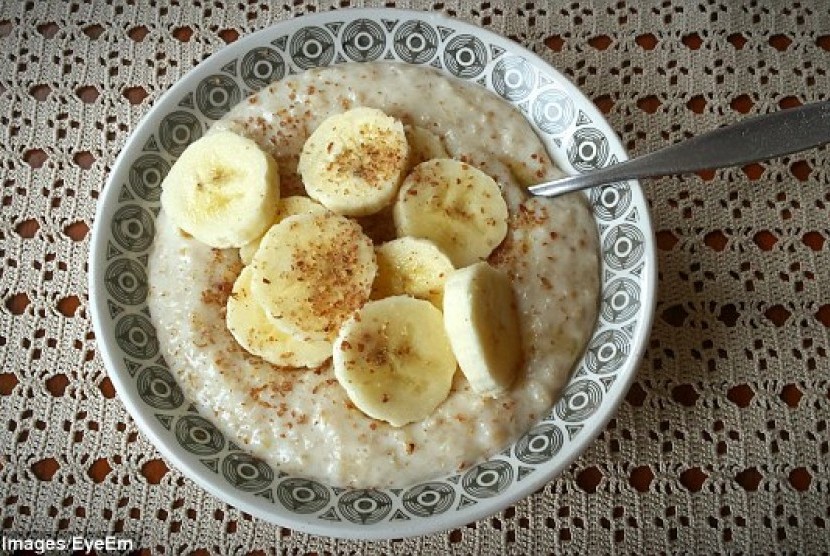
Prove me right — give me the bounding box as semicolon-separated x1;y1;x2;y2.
528;100;830;197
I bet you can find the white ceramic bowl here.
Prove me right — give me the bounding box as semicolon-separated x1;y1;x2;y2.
89;8;656;539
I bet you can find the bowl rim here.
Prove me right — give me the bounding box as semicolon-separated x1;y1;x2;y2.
89;7;657;539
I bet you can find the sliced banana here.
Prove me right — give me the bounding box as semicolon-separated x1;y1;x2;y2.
299;107;409;217
226;266;332;368
405;125;448;169
393;158;509;267
250;212;376;341
333;296;457;427
160;130;280;248
372;237;454;308
443;262;523;398
239;196;328;265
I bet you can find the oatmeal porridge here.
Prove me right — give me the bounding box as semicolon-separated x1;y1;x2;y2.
148;62;600;488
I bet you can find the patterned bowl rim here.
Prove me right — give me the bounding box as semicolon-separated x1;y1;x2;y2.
89;8;657;539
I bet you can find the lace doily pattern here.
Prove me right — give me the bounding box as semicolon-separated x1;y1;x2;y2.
2;1;828;553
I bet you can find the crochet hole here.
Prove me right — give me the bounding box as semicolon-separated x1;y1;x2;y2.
735;467;762;491
686;95;706;114
752;230;777;250
31;458;60;481
588;35;612;50
64;221;89;241
57;295;80;317
790;160;811;181
544;35;565;52
788;467;811;491
704;230;728;251
128;25;149;41
629;466;653;492
99;377;115;399
730;94;754;114
88;458;112;483
36;22;59;38
671;384;698;406
681;33;702;50
29;84;51;101
45;374;69;396
0;373;19;395
680;467;707;492
173;26;193;42
219;28;239;43
727;384;754;407
76;86;99;103
141;458;169;484
780;384;803;408
769;34;792;51
635;33;657;50
742;163;765;180
779;96;802;109
5;292;30;315
815;305;830;327
802;231;825;250
83;24;104;39
73;151;95;169
123;86;148;105
16;218;39;238
727;33;747;49
576;466;602;493
24;149;48;168
765;304;792;326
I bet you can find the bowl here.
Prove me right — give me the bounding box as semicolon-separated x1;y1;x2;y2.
89;8;656;539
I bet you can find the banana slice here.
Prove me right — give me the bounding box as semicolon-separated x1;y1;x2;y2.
393;158;508;267
405;125;448;169
160;130;280;248
250;212;376;341
299;107;409;217
226;266;332;368
372;237;454;308
443;262;523;398
239;196;328;265
333;296;457;427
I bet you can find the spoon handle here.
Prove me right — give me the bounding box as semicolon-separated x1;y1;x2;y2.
528;100;830;197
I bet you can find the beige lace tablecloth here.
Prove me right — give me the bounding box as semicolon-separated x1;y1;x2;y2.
2;1;829;553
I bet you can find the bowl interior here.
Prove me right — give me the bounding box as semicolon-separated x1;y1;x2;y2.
89;8;655;539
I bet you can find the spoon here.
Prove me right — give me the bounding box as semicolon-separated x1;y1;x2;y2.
528;100;830;197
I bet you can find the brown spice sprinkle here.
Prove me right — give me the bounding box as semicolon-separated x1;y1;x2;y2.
326;125;404;187
275;215;373;336
200;278;234;306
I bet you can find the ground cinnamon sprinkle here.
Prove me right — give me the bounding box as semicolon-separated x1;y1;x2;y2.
200;279;233;306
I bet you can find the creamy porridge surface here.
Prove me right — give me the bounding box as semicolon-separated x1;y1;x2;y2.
148;62;600;488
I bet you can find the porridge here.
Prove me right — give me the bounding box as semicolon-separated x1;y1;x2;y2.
148;62;600;488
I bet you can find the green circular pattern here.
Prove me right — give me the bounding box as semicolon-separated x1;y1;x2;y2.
114;314;158;360
174;415;225;456
196;74;242;120
158;111;203;156
402;482;456;517
276;478;331;514
514;423;565;464
341;19;386;61
137;365;185;410
110;204;154;252
338;489;393;525
104;258;148;305
128;154;170;202
221;452;275;492
241;47;286;90
462;460;513;498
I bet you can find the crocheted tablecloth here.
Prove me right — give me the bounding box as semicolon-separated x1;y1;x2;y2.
2;1;829;553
